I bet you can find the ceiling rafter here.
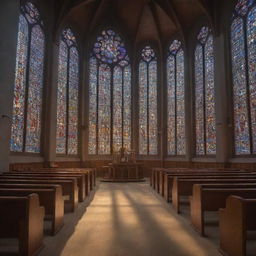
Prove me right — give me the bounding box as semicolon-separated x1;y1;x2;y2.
55;0;73;29
157;0;182;32
133;0;149;48
149;2;164;43
134;3;161;48
196;0;214;26
87;0;112;34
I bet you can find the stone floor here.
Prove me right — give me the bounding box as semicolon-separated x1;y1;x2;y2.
38;181;220;256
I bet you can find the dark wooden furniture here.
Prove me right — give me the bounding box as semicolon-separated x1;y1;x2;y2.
0;186;64;235
189;184;256;235
102;163;144;182
172;176;256;213
163;171;251;202
219;196;256;256
0;193;45;256
0;178;78;212
2;173;85;202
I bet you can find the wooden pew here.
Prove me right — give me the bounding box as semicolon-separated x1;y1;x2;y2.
219;196;256;256
2;173;85;202
172;176;256;213
12;167;96;194
13;170;91;197
189;184;256;236
152;168;245;194
33;167;97;188
0;194;45;256
164;172;254;202
0;187;64;235
0;178;78;212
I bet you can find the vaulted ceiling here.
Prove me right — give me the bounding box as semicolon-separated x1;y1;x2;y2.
54;0;220;47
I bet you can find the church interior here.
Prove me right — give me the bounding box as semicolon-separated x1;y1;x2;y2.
0;0;256;255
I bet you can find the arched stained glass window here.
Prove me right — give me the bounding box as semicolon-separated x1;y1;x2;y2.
231;0;256;155
10;2;45;153
139;46;158;155
194;27;216;155
56;28;79;155
167;40;185;156
88;29;131;155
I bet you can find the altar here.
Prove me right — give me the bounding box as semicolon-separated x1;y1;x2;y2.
101;148;145;182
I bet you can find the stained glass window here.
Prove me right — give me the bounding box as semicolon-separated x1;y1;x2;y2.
10;2;45;153
231;0;256;155
194;27;216;155
88;29;131;155
139;46;158;155
167;40;185;156
56;28;79;155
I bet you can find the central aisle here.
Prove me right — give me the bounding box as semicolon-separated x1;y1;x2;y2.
51;182;220;256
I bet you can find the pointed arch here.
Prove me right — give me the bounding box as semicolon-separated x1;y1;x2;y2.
10;2;45;153
167;40;185;156
56;28;79;155
231;0;256;155
194;26;216;156
88;29;132;155
139;46;158;155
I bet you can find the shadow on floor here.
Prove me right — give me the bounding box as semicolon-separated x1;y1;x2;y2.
38;185;98;256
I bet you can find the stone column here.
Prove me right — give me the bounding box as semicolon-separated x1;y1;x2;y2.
44;25;59;166
184;43;194;162
214;32;230;163
81;47;88;162
0;0;20;171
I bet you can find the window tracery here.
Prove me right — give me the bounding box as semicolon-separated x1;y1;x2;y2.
10;2;45;153
231;0;256;155
56;28;79;155
167;40;185;156
139;46;158;155
88;29;131;155
194;27;216;155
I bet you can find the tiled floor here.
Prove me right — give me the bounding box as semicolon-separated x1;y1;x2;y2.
39;182;220;256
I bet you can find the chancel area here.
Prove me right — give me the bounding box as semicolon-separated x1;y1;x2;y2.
0;0;256;255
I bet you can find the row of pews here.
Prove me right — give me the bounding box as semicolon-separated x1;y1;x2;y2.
151;168;256;256
0;167;97;256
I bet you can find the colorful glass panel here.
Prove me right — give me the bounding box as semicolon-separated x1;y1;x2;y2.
11;2;45;153
93;29;126;64
142;46;155;62
205;35;216;155
123;65;132;151
139;61;148;155
10;15;28;152
195;27;216;156
195;45;205;155
148;60;158;155
247;7;256;153
88;30;131;155
176;49;185;155
56;40;68;154
167;54;176;155
56;28;79;155
235;0;254;16
25;25;45;153
88;57;97;154
167;40;185;156
68;47;79;155
231;18;250;154
98;64;111;155
197;27;209;44
139;46;158;155
113;66;123;152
